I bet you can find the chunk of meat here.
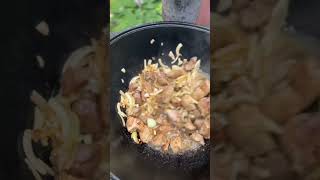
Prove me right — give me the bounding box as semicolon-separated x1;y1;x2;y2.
194;119;204;129
190;132;205;145
132;91;142;105
170;136;183;153
282;113;320;172
139;125;154;143
158;124;173;132
126;117;143;132
183;57;197;71
138;113;148;123
166;68;185;79
189;109;202;119
289;59;320;104
143;71;156;82
199;119;210;139
198;97;210;116
181;95;197;110
184;120;196;130
156;72;169;85
143;83;154;95
170;97;181;106
129;82;139;91
227;105;276;156
61;66;90;96
262;59;320;123
68;144;101;178
72;93;102;134
150;133;167;147
165;109;181;122
162;141;170;151
260;82;311;123
156;114;168;124
160;85;174;103
192;80;210;100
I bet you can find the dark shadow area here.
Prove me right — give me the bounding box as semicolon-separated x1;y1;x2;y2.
1;0;108;179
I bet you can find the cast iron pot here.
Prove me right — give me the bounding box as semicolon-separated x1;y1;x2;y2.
110;22;210;180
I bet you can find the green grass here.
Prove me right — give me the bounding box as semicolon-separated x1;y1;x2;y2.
110;0;163;32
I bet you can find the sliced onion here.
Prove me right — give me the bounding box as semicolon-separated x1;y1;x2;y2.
33;108;44;130
62;46;94;73
23;130;54;175
24;158;42;180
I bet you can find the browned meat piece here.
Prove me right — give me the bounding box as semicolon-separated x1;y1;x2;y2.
150;133;167;147
170;136;183;153
198;97;210;116
165;109;181;122
183;57;197;71
166;68;185;79
289;59;320;103
194;119;204;129
138;113;149;123
158;124;173;132
132;91;142;105
260;83;312;124
129;82;139;91
61;66;90;96
199;119;210;139
261;59;320;123
141;81;153;93
170;97;181;106
192;79;210;100
126;117;143;132
200;79;210;93
156;72;169;85
72;93;102;134
160;85;174;103
227;105;276;156
282;113;320;172
139;125;154;143
162;141;170;151
239;0;276;29
155;114;168;125
184;120;196;130
190;132;205;145
68;144;101;178
143;71;156;82
181;95;197;110
189;109;202;119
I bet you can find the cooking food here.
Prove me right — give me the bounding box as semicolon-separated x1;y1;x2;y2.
118;44;210;154
23;36;108;180
213;0;320;179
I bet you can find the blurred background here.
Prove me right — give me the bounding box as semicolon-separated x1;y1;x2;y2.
110;0;162;32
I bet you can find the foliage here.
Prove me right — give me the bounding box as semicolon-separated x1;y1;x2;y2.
110;0;163;32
